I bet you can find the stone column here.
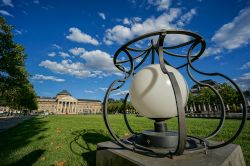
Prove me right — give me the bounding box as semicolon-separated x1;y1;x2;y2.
208;104;212;112
73;102;75;113
75;102;77;114
60;102;63;113
193;104;197;112
69;102;71;113
203;104;206;112
64;102;67;114
66;102;69;114
240;104;243;111
56;101;59;113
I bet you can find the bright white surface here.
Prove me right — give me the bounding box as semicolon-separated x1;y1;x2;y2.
129;64;188;118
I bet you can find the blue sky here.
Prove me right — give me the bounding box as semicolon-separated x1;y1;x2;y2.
0;0;250;100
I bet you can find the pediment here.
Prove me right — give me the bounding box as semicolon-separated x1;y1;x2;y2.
58;96;77;102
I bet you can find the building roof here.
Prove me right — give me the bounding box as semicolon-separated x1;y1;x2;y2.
78;99;101;102
191;79;219;90
37;90;101;102
57;90;72;96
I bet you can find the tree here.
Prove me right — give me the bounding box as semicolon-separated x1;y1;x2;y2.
218;83;241;105
107;98;136;114
187;83;241;105
0;16;37;112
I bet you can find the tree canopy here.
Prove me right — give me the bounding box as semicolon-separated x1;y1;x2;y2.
0;16;37;111
187;83;241;105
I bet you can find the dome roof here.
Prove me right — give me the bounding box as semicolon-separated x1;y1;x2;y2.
57;90;71;96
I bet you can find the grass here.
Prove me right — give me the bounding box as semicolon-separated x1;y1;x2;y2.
0;115;249;166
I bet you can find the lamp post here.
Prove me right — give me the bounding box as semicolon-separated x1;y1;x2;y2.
102;29;247;157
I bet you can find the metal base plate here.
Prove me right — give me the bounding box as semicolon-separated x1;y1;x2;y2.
126;131;205;154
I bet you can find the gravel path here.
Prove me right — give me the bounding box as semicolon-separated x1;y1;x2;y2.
0;116;32;133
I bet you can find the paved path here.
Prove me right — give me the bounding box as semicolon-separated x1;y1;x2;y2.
0;116;32;133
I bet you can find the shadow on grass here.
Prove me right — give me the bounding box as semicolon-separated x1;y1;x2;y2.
8;149;45;166
0;117;48;165
70;129;111;165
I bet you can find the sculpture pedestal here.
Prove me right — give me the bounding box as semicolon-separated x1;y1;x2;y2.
96;141;246;166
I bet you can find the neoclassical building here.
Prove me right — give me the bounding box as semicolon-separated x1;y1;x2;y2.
37;90;102;114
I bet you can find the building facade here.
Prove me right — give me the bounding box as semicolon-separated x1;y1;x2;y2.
190;79;219;94
37;90;102;114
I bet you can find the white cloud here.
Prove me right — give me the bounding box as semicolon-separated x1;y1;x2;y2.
58;51;70;58
33;0;39;4
39;59;92;78
148;0;171;11
48;52;56;57
2;0;13;7
205;5;250;57
123;17;142;25
52;44;62;49
203;47;222;57
99;87;108;91
0;10;13;17
32;74;65;82
98;12;106;20
69;47;86;56
234;73;250;90
84;90;95;93
14;29;22;35
103;8;195;45
113;90;129;96
135;57;143;63
240;62;250;70
22;11;28;15
66;27;99;45
39;50;123;78
123;18;130;25
214;55;222;61
80;50;115;72
177;8;196;27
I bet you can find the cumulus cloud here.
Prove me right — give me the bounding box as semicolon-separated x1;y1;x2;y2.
98;12;106;20
234;73;250;90
58;51;70;58
39;50;122;78
2;0;13;7
69;47;86;56
135;57;143;63
48;52;56;57
113;90;129;96
177;8;196;27
14;29;22;35
99;87;108;91
66;27;99;45
147;0;171;11
214;55;222;61
123;17;142;25
39;59;92;78
0;10;13;17
80;50;115;72
205;5;250;57
32;74;65;82
33;0;39;4
84;90;95;93
52;44;62;49
103;8;195;45
240;61;250;70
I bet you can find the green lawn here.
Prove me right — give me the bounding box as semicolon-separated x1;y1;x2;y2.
0;115;249;166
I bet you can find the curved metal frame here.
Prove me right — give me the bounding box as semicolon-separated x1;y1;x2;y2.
103;29;247;156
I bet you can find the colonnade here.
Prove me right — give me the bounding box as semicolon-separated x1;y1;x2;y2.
56;101;77;114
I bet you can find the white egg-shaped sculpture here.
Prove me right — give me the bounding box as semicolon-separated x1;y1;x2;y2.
130;64;188;119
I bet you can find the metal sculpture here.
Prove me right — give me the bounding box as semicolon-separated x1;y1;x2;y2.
103;29;247;157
